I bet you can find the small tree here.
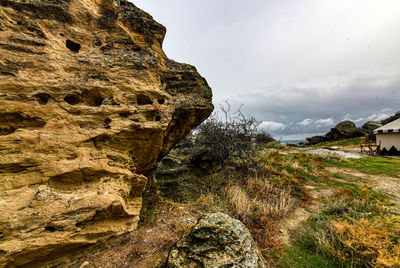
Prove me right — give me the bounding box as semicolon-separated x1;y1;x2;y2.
193;102;261;169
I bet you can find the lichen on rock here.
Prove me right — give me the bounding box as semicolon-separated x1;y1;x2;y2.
166;213;265;268
0;0;213;266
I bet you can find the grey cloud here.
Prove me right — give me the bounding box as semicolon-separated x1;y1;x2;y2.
134;0;400;139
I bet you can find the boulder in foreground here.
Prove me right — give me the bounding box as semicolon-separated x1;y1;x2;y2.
166;213;265;268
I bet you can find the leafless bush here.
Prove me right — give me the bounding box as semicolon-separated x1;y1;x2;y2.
193;102;262;169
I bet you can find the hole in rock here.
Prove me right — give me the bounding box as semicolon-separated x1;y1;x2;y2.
157;99;165;105
119;112;131;118
155;115;161;121
45;226;56;232
64;94;80;105
137;94;153;105
66;39;81;53
104;118;112;128
92;95;104;107
33;93;51;105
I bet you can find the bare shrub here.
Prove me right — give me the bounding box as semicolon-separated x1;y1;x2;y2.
193;102;261;170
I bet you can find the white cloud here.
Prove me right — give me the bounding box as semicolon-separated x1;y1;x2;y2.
298;118;313;126
353;117;366;123
260;121;286;131
137;0;400;137
342;110;392;125
343;113;365;123
343;113;352;121
366;113;391;122
315;118;335;127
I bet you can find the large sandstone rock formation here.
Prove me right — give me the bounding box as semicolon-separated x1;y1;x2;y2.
166;213;265;268
0;0;213;266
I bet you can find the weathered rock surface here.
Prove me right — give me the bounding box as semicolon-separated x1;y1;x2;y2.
148;156;205;202
166;213;265;268
0;0;213;266
325;121;360;141
360;121;382;133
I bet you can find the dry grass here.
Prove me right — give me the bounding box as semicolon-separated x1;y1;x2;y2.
246;178;296;218
196;192;220;211
224;183;284;256
226;185;256;224
322;216;400;267
79;200;201;268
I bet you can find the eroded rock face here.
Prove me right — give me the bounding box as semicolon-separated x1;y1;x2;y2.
0;0;213;266
166;213;265;268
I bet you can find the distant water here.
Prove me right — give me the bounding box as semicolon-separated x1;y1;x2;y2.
280;139;305;144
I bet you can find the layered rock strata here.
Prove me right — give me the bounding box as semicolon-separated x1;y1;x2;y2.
0;0;213;266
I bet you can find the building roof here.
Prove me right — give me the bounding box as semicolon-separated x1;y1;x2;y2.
374;118;400;134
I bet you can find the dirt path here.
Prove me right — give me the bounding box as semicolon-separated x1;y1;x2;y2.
278;166;400;245
326;167;400;208
277;188;335;245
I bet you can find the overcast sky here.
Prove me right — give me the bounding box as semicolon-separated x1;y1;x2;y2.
134;0;400;140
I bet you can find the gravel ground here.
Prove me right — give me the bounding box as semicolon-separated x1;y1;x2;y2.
306;148;363;159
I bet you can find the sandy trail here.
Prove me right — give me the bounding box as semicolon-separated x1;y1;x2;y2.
326;167;400;208
277;188;335;245
278;165;400;244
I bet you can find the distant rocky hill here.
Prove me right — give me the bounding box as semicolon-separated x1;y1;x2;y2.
306;112;400;145
380;112;400;125
306;120;384;145
0;0;213;266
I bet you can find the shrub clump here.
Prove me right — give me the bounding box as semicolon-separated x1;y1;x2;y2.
192;102;261;170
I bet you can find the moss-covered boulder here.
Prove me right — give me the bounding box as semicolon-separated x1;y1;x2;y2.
166;213;265;267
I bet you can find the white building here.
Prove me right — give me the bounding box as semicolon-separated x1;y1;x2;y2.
373;118;400;156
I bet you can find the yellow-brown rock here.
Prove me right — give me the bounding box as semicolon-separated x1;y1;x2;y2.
0;0;213;266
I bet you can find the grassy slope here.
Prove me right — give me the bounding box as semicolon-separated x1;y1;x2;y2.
313;137;365;148
324;156;400;178
280;151;399;267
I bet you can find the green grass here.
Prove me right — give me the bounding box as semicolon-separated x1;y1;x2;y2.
280;246;338;268
324;156;400;178
327;174;390;203
279;189;392;268
279;214;341;268
314;137;365;148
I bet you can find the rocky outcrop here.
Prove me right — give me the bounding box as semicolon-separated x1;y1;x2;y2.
149;156;204;202
360;121;382;134
381;112;400;125
325;121;360;141
0;0;213;266
307;121;363;145
166;213;265;268
305;135;326;145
